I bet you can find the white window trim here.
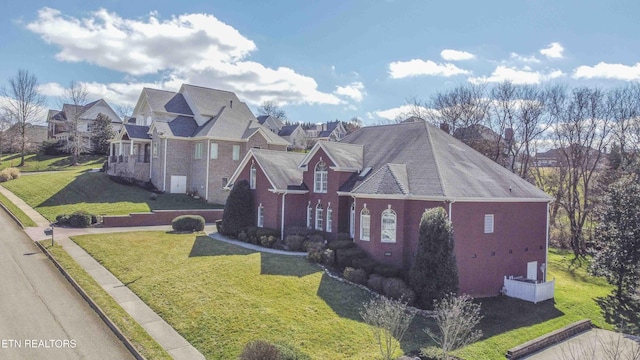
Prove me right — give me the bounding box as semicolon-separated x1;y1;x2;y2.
210;142;218;159
152;141;158;158
194;142;203;159
381;206;397;243
257;203;264;228
360;205;371;241
326;204;332;233
484;214;494;234
313;160;328;193
250;163;256;190
306;202;313;229
315;203;323;231
232;145;240;161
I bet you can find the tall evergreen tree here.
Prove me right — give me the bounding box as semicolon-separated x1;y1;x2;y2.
408;207;458;308
590;172;640;299
221;180;255;237
90;113;114;155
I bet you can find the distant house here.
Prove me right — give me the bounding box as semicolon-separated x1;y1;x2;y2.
107;84;290;204
305;121;347;146
47;99;122;152
257;115;307;150
1;123;48;153
228;121;553;298
534;145;606;169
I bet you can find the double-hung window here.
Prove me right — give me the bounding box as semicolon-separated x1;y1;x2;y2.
484;214;494;234
257;204;264;227
315;203;323;231
306;202;313;229
381;207;397;243
326;204;332;233
314;160;328;193
360;205;371;241
194;143;203;159
250;163;256;189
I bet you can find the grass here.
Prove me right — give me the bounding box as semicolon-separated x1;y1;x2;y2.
454;248;616;359
71;231;433;360
2;169;222;221
0;191;37;227
71;232;626;360
0;153;105;172
42;242;171;359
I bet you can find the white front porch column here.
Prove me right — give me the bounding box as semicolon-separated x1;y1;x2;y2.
130;139;135;155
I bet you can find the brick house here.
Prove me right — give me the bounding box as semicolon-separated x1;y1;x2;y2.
107;84;290;204
227;121;553;297
257;115;307;150
47;99;122;151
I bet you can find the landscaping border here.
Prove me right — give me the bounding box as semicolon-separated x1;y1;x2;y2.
0;200;25;228
34;241;145;360
506;319;593;359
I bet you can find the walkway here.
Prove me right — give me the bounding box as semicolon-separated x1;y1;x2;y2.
0;184;207;360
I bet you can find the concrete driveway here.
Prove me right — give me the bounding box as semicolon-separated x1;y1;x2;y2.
0;210;134;360
524;329;640;360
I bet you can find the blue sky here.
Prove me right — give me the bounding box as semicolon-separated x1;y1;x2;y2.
2;1;639;124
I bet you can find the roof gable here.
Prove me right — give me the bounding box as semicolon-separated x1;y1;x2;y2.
300;141;363;170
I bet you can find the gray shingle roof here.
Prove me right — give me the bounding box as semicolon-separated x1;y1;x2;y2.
124;124;151;140
353;163;409;195
154;116;199;137
252;149;306;190
144;88;193;115
278;124;299;137
302;141;363;170
341;121;551;200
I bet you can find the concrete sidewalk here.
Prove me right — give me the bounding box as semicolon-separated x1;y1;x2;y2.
0;184;207;360
524;329;640;359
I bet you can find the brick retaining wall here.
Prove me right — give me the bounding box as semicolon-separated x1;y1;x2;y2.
102;209;223;227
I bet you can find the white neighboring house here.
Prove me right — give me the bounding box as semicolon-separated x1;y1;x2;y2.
47;99;122;152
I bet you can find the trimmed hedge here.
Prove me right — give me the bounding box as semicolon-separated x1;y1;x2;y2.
56;211;95;228
382;277;415;304
172;215;205;232
239;340;280;360
327;240;355;251
343;267;368;285
336;247;367;268
285;235;306;252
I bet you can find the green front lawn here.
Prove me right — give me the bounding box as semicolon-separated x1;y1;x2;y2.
42;242;171;359
72;231;433;359
0;191;37;227
2;170;222;221
71;232;623;360
455;249;615;359
0;153;105;172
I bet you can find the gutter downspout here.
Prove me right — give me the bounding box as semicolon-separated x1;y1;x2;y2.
544;201;550;282
447;200;455;222
163;138;168;192
281;192;287;241
149;142;153;180
205;139;210;201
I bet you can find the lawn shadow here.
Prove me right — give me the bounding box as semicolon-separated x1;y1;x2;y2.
475;296;564;339
316;272;370;322
189;236;256;257
37;171;219;210
596;294;640;336
259;252;321;278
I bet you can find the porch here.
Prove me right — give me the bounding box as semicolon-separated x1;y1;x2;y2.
107;139;151;181
503;276;555;304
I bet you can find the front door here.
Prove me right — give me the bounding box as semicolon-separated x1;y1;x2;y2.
527;261;538;281
170;175;187;194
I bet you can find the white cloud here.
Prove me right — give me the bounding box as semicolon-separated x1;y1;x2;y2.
573;62;640;81
440;49;475;61
26;7;342;106
389;59;470;79
366;104;438;122
334;81;365;102
539;42;564;59
469;66;564;85
509;52;540;63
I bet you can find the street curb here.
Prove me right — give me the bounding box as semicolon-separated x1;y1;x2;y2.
34;240;146;360
0;201;26;228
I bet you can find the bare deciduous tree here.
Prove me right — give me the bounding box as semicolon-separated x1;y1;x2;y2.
257;100;287;120
548;86;613;258
423;293;483;360
428;83;490;136
62;81;88;165
0;115;12;162
608;84;640;171
1;70;45;166
360;296;415;360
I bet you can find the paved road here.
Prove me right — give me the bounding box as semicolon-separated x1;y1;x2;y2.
0;211;134;360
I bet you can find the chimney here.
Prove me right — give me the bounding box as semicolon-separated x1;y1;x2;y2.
504;128;514;144
439;122;450;134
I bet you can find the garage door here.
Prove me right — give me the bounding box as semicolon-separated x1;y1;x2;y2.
170;175;187;194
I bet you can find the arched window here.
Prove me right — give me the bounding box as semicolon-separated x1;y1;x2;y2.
257;203;264;227
314;160;328;193
306;202;313;229
360;205;371;241
250;163;257;189
381;206;397;243
326;203;333;233
315;202;324;231
349;202;356;238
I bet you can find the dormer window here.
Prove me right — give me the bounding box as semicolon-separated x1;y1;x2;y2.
314;160;328;193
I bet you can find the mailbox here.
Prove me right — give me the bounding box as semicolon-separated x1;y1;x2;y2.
44;228;53;236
